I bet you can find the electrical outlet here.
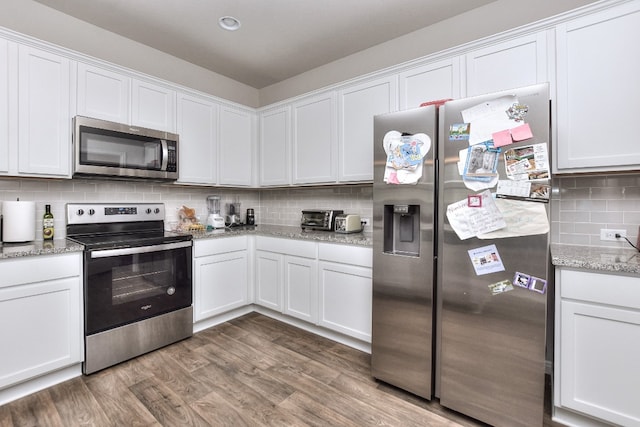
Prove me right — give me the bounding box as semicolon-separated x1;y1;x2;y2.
360;217;370;227
600;228;627;241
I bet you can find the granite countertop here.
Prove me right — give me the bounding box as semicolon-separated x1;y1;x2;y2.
0;225;371;260
0;239;84;260
189;224;373;247
551;243;640;275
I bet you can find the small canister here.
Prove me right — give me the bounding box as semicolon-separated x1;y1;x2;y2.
246;208;255;225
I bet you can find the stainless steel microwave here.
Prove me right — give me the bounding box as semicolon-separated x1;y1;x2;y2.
73;116;179;181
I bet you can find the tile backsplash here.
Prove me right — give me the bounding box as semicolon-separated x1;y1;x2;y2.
552;174;640;248
0;178;372;240
0;178;259;240
2;174;637;248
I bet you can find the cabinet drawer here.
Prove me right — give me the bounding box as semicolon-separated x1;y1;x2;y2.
318;243;372;268
194;235;247;257
559;268;640;309
256;236;316;258
0;253;80;288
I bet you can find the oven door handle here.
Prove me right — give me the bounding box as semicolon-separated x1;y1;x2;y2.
90;241;192;259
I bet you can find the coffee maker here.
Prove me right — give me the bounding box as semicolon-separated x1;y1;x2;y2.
206;196;225;229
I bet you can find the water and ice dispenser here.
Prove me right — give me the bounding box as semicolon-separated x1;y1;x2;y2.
383;204;420;257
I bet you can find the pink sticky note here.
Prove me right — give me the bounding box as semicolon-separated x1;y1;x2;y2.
511;123;533;141
491;129;513;147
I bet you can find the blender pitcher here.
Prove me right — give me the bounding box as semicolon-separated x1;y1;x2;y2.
206;196;225;229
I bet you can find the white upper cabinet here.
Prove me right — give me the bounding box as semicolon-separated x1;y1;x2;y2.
131;79;176;132
292;92;338;184
76;63;130;124
77;63;176;132
465;32;548;96
0;39;10;174
554;1;640;173
176;92;218;185
338;76;397;182
259;106;291;186
398;57;461;110
18;45;72;177
218;105;254;186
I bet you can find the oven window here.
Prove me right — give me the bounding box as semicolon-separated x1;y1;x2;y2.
111;255;173;304
85;246;192;335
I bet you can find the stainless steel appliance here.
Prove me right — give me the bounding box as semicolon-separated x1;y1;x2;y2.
372;83;551;427
73;116;179;181
300;209;344;231
66;203;193;374
226;202;242;226
334;214;363;234
372;106;437;399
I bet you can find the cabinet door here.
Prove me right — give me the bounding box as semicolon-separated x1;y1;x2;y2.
0;39;10;174
0;276;82;388
559;300;640;426
292;92;337;184
318;261;372;342
555;2;640;173
194;251;248;321
338;77;397;182
218;105;254;186
131;79;176;132
465;32;548;96
259;106;290;186
254;250;283;311
284;255;317;323
18;46;71;177
176;92;218;184
398;57;461;110
76;63;130;123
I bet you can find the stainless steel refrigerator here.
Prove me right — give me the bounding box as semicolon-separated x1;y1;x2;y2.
372;83;550;427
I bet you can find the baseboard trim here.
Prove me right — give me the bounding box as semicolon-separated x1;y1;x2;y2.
0;364;82;406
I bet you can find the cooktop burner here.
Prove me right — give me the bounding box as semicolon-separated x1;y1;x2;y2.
66;203;192;250
67;230;190;251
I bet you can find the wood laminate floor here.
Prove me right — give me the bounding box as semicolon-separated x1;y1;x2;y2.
0;313;562;426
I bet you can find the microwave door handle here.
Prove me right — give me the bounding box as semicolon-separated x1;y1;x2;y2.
160;140;169;171
90;241;192;259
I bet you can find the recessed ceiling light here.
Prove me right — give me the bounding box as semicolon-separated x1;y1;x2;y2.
219;16;241;31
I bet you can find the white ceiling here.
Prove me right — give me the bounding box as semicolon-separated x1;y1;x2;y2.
34;0;498;89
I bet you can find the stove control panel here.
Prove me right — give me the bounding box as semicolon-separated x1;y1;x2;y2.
67;203;166;225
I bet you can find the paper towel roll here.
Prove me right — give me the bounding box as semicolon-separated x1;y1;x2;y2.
2;201;36;242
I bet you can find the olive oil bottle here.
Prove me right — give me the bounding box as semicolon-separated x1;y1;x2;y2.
43;204;54;240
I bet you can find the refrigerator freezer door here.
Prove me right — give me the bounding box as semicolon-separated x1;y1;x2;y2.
437;83;550;426
371;106;437;399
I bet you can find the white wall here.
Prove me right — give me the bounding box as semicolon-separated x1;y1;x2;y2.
0;0;260;107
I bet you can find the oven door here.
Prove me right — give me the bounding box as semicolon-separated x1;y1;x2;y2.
84;241;192;335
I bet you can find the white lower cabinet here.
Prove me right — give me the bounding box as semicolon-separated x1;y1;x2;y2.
193;237;248;321
0;253;82;390
554;268;640;427
255;249;283;311
284;255;317;323
254;238;372;342
318;243;372;342
254;237;317;321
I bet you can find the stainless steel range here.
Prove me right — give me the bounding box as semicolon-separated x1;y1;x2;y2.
66;203;193;374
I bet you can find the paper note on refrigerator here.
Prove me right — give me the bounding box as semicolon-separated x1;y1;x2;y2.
461;95;520;145
446;190;506;240
468;244;505;275
477;198;549;239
